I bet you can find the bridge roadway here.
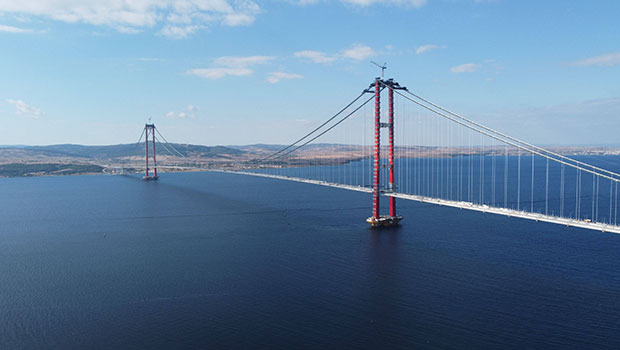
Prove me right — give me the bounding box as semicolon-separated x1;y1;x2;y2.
226;170;620;235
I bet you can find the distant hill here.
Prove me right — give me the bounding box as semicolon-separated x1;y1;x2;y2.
0;143;243;160
0;163;103;177
228;144;286;151
231;143;354;152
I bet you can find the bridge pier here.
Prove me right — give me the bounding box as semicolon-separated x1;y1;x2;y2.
366;78;404;227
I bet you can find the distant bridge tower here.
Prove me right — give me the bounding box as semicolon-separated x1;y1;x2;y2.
366;78;406;227
144;123;159;181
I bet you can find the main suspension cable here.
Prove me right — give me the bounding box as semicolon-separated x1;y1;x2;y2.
155;128;186;158
269;92;379;161
389;87;620;183
400;87;620;180
127;127;146;167
258;90;369;162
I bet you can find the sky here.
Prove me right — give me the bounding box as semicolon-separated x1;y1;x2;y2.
0;0;619;146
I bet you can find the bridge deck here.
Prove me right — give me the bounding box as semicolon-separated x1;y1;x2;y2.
227;170;620;235
227;170;373;194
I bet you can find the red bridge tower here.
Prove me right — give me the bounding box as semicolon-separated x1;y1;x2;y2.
143;123;159;181
366;78;405;227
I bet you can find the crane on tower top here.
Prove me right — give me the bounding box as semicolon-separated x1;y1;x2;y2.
371;61;387;79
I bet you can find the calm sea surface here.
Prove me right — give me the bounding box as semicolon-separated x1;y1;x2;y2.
1;165;619;349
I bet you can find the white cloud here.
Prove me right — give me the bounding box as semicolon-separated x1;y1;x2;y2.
159;24;203;38
341;44;375;60
187;67;253;79
167;105;198;119
291;0;426;6
187;55;274;80
7;99;43;117
571;52;620;67
166;111;188;119
116;26;142;34
213;55;274;67
223;13;255;26
416;44;445;54
341;0;427;7
0;24;33;33
296;44;376;64
294;0;320;5
225;0;260;26
0;0;261;38
294;50;337;64
450;63;480;73
266;72;304;84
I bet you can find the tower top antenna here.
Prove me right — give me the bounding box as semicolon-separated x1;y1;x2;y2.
371;61;387;79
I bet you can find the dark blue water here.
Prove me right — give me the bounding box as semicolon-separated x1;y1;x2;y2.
1;170;619;349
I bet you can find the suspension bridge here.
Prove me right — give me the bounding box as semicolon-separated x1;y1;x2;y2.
120;76;620;234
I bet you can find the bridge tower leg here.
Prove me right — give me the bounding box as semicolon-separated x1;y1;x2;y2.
145;124;149;178
372;78;381;220
152;125;158;178
388;86;396;217
143;123;159;181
